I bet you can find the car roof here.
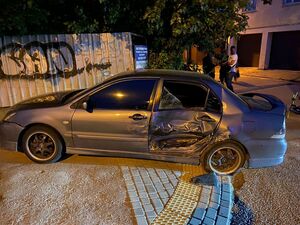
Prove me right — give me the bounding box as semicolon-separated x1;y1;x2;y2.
67;69;220;104
103;69;213;83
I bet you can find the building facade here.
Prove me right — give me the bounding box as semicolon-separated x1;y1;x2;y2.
237;0;300;70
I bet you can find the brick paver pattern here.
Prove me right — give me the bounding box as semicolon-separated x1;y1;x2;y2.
122;167;233;225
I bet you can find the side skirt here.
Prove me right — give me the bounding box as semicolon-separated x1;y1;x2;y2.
66;147;200;165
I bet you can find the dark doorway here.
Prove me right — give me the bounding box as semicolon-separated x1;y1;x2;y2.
270;31;300;70
237;34;262;67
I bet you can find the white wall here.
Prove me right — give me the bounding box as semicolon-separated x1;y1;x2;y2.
239;0;300;69
246;0;300;30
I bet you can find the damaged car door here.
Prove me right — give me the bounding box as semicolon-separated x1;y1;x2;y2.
71;78;157;152
149;80;222;156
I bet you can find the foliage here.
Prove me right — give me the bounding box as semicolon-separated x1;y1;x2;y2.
0;0;104;35
102;0;249;68
64;7;99;33
0;0;249;69
98;0;152;33
148;50;184;70
144;0;249;53
0;0;48;35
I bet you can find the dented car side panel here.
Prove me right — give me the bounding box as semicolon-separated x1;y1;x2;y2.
198;80;287;168
149;110;221;155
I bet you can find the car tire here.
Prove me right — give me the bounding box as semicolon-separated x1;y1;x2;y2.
22;126;64;163
203;142;246;176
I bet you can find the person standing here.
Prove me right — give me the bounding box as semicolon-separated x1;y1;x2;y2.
217;48;229;85
226;46;238;92
202;51;216;79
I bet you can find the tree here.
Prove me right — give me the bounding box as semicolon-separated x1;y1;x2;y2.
0;0;48;35
96;0;248;69
144;0;249;68
0;0;249;69
0;0;104;35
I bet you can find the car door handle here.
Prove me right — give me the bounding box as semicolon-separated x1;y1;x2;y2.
200;115;216;123
129;114;147;120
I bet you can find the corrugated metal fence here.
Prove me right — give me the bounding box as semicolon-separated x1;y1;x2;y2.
0;32;136;107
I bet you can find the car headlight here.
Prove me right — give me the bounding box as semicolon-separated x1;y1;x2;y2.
3;112;16;122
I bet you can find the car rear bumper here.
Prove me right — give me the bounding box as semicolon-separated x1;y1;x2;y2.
248;156;285;168
0;122;23;151
245;138;287;168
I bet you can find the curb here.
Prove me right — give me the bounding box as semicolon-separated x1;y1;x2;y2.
188;176;233;225
153;174;233;225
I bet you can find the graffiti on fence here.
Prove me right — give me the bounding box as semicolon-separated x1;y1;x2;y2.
0;41;111;79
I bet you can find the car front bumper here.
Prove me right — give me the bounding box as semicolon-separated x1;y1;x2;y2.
244;138;287;168
0;121;24;151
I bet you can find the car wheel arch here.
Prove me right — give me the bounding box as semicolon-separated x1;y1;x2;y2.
201;139;250;173
17;123;66;153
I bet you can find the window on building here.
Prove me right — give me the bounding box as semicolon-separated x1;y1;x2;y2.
284;0;300;5
243;0;257;12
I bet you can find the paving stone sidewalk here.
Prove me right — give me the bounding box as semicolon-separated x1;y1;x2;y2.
121;166;233;225
121;166;182;224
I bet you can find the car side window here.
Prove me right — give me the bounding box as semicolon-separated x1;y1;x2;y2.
159;81;208;110
90;79;156;110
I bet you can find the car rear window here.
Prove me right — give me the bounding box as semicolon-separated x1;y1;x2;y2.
159;81;208;110
206;91;221;112
240;95;273;111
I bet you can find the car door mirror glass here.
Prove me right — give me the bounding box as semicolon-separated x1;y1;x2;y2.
82;98;93;113
82;102;88;110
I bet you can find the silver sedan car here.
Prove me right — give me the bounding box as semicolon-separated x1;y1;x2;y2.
0;70;287;175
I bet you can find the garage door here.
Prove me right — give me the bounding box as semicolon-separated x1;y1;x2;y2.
237;34;262;67
270;31;300;70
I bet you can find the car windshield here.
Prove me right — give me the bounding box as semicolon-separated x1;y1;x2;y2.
61;89;84;103
66;84;101;103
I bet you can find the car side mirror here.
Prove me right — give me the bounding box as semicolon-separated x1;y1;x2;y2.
82;99;93;113
82;102;88;110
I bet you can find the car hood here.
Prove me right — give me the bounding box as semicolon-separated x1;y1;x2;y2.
8;90;79;113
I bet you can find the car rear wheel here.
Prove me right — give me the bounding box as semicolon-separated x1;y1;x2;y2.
22;126;64;163
205;142;245;175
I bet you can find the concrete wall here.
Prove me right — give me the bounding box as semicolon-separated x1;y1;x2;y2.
0;33;135;107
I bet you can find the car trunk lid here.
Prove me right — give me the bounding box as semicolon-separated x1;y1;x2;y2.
240;93;286;139
240;93;286;115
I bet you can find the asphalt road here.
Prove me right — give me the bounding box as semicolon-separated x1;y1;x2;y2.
0;154;134;225
231;76;300;225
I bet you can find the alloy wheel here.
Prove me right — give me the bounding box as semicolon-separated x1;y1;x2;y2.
26;132;56;161
208;146;243;175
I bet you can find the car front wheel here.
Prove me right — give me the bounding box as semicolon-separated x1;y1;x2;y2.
205;142;246;175
22;126;64;163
